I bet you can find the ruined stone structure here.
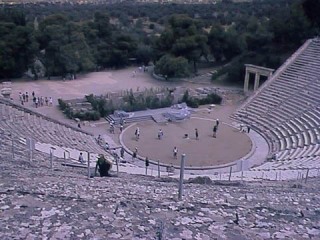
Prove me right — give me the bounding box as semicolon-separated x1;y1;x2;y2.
243;64;274;93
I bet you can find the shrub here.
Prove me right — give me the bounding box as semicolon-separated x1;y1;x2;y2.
181;90;222;108
198;93;222;105
186;97;199;108
73;110;101;121
58;98;68;111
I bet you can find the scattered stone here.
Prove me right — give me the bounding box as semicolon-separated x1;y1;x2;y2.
0;205;10;210
180;229;193;239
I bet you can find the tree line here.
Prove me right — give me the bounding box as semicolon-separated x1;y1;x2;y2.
0;0;318;83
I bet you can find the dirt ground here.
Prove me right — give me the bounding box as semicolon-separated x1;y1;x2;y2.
122;115;252;168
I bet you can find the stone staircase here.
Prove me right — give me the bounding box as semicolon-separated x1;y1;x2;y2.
105;114;152;125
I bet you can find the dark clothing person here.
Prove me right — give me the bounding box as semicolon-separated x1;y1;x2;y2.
95;155;111;177
120;147;125;158
213;125;217;138
173;147;178;159
132;148;138;160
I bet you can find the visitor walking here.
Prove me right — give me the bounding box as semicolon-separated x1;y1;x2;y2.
173;146;178;159
213;125;217;138
158;129;163;140
19;92;23;105
110;123;114;134
135;127;140;140
35;97;39;108
132;147;138;160
195;128;199;140
97;134;102;145
120;146;125;159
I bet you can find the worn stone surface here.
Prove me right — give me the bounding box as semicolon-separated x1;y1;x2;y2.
1;153;320;239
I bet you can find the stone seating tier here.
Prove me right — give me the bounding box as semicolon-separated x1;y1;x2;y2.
0;101;107;156
233;38;320;169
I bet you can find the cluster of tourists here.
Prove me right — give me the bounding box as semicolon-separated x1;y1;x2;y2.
19;91;53;108
131;119;221;160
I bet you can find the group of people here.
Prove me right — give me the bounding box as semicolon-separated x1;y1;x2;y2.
19;91;53;108
108;119;126;134
132;65;149;78
181;120;220;140
131;118;221;160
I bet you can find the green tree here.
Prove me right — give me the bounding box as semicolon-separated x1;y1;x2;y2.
302;0;320;30
38;14;95;78
270;2;311;46
135;44;153;65
107;34;137;68
0;11;37;78
156;14;209;74
154;54;189;78
208;24;226;62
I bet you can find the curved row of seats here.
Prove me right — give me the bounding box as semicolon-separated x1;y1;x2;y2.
234;38;320;170
0;101;105;155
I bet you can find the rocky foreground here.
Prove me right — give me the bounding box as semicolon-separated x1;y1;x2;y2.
1;155;320;240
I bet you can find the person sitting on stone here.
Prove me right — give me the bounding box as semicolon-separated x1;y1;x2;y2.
78;152;84;164
95;154;111;177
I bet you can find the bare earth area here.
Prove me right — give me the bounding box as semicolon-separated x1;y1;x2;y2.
122;117;252;168
10;68;169;122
